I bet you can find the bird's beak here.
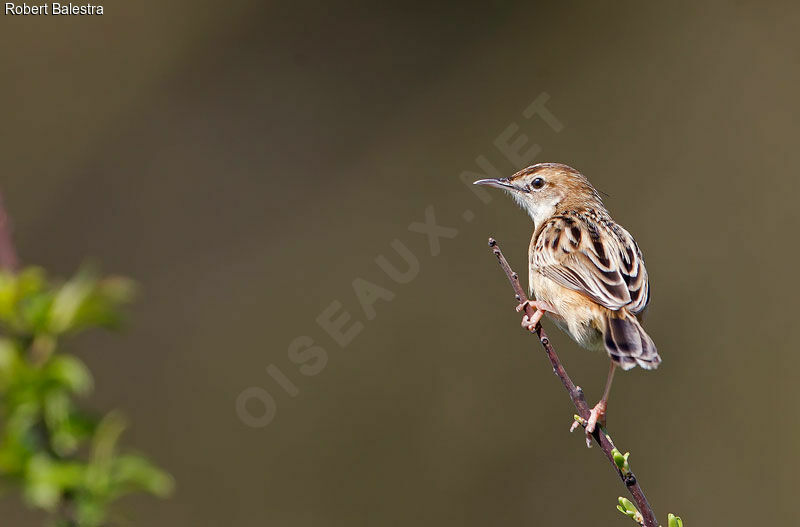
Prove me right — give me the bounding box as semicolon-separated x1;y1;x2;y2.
473;178;525;192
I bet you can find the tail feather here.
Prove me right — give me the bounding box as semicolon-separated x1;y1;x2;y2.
604;313;661;370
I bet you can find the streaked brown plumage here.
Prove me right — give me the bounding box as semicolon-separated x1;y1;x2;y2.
475;163;660;444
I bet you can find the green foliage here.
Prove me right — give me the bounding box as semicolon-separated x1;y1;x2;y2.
617;496;643;525
667;513;683;527
615;496;684;527
0;268;173;526
611;448;631;474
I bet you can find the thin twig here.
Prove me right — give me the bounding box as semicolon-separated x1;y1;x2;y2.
487;237;657;527
0;191;18;272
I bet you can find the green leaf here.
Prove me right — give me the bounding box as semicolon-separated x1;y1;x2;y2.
45;355;93;395
0;338;23;385
611;448;631;473
668;513;683;527
41;388;90;456
18;292;55;333
43;389;70;428
0;271;16;318
84;413;174;500
0;268;46;307
612;448;624;469
0;267;47;330
23;455;84;510
110;454;174;498
47;270;97;334
616;497;643;524
48;270;136;335
85;412;127;494
618;497;636;513
15;268;48;297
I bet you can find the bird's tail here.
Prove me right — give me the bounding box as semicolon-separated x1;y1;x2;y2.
603;312;661;371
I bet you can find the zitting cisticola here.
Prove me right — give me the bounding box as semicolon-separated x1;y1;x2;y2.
475;163;660;444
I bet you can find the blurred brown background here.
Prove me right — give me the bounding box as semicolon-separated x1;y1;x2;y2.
1;1;798;525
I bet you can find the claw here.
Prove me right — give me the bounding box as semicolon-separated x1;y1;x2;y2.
516;299;555;313
520;312;544;332
570;403;606;448
576;400;606;448
516;300;555;332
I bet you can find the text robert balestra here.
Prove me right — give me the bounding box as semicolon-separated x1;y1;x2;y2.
5;3;104;15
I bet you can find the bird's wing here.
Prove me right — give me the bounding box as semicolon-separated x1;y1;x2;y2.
531;213;649;313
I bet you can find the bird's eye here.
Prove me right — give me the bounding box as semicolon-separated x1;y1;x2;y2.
531;177;545;190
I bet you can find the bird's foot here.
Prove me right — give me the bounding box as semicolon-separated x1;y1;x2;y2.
570;400;607;448
516;300;554;333
586;399;606;434
520;310;545;332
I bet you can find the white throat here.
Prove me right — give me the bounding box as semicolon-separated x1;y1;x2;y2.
509;191;560;227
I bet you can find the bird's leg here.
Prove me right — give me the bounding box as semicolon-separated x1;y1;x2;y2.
571;362;617;445
579;362;617;446
515;300;555;332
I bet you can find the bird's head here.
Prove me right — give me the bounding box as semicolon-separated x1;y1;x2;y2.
474;163;604;226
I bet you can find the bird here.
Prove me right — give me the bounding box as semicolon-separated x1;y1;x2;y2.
474;163;660;444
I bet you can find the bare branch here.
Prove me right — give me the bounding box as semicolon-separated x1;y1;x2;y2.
487;237;658;527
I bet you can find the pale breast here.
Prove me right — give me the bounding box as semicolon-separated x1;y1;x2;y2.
529;269;607;352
